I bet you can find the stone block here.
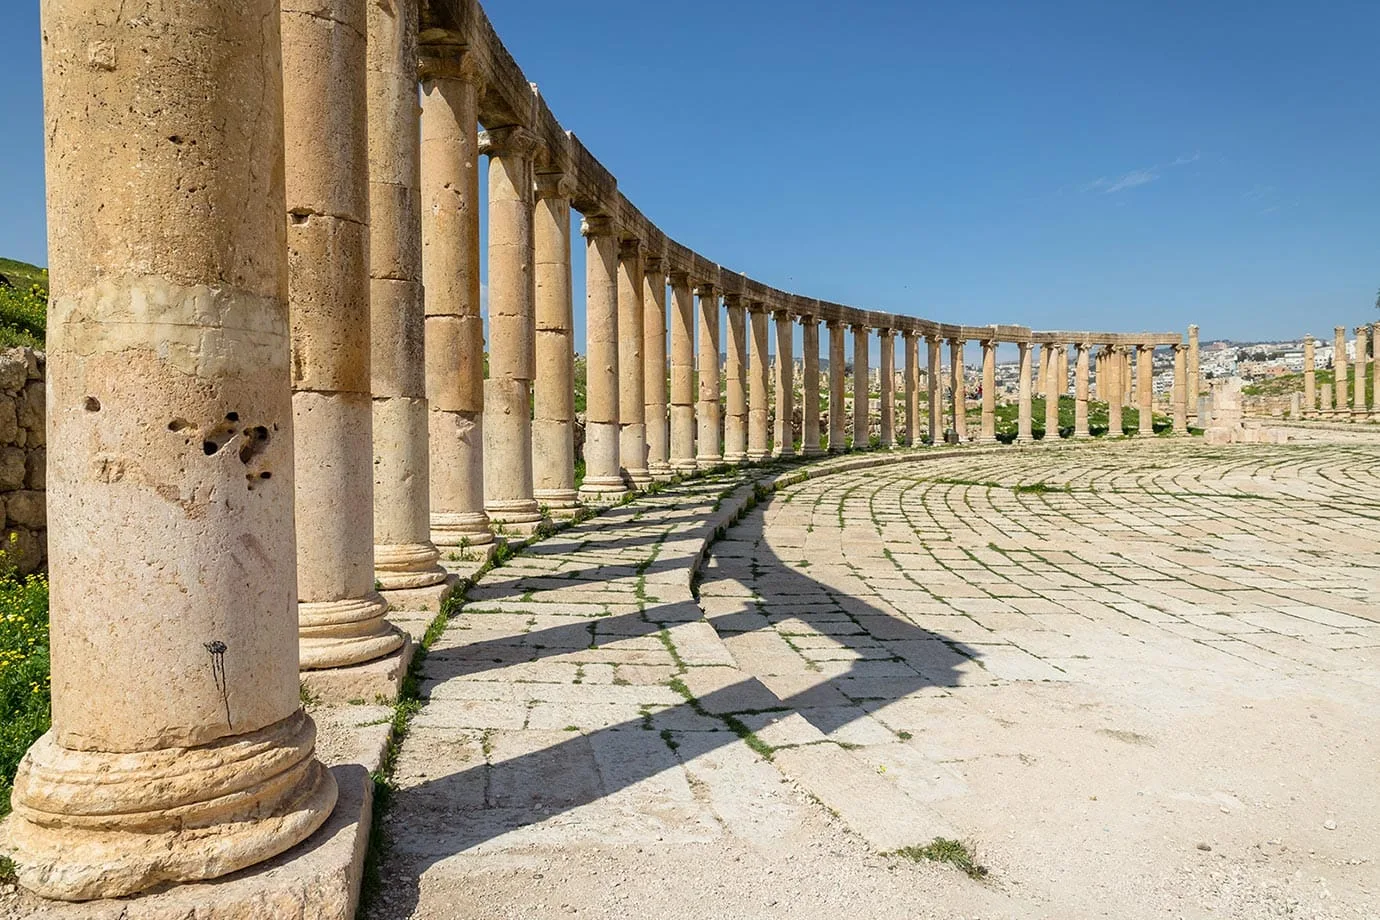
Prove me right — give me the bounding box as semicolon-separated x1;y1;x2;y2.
0;446;26;490
0;350;27;392
18;381;44;441
5;490;45;529
301;638;416;705
25;446;44;490
0;398;17;444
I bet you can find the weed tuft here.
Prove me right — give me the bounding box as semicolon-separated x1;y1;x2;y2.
892;837;988;879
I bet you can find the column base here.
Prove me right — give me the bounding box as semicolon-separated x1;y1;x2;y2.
485;499;543;536
301;632;414;703
695;455;724;470
379;572;460;613
0;711;336;901
374;542;447;590
298;594;403;670
669;458;699;474
623;468;654;489
579;477;633;506
828;445;847;454
772;448;797;459
1353;409;1369;421
430;511;494;548
722;451;749;464
535;487;580;509
1072;430;1091;440
974;435;997;444
801;446;826;457
647;463;675;482
1015;434;1034;444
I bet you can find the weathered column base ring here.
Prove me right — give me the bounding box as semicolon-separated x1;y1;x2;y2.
374;543;447;590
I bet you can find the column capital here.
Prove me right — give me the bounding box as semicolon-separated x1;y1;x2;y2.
799;313;820;327
580;214;617;238
1357;325;1370;336
773;306;792;320
618;237;644;261
1073;339;1091;352
747;299;770;315
644;254;665;275
1335;325;1347;335
479;124;540;159
418;46;483;87
695;282;718;299
722;292;743;307
534;171;575;200
667;269;692;287
1304;333;1314;344
850;322;869;333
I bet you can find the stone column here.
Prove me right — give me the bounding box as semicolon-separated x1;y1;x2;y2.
747;303;771;461
1302;334;1316;419
1073;342;1091;439
578;216;629;502
532;172;579;509
1371;326;1380;421
1122;348;1133;407
1187;324;1201;425
1094;351;1104;401
1321;383;1333;415
370;0;445;589
643;258;671;479
1172;343;1188;435
979;338;997;442
1137;344;1154;435
421;53;495;546
802;317;824;455
480;126;542;530
1334;326;1347;419
1016;342;1034;443
1044;343;1062;439
723;294;749;462
289;0;399;670
878;328;895;448
828;320;847;452
616;238;649;486
774;308;796;456
853;324;870;448
5;0;335;898
902;332;919;447
949;337;967;441
696;284;723;466
926;334;942;444
1106;347;1123;435
668;271;696;472
1354;326;1368;420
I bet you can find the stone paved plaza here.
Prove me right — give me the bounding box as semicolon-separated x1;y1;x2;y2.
364;438;1380;920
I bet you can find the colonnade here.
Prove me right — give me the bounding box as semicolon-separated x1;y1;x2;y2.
1300;326;1380;421
7;0;1191;903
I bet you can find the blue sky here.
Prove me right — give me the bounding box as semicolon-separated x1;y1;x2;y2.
2;0;1376;348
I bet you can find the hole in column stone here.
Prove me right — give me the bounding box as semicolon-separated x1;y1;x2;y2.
289;209;310;226
168;135;184;145
237;426;270;464
225;411;239;422
84;397;100;411
169;418;192;432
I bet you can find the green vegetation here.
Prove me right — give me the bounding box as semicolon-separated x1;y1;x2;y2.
892;837;989;879
0;258;48;348
0;543;51;819
990;395;1167;442
1242;367;1373;406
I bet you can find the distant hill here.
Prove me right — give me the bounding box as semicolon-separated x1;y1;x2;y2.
0;257;47;348
0;258;47;294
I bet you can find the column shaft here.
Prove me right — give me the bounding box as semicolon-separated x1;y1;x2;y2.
370;0;444;587
1106;348;1124;435
1334;326;1347;419
616;239;649;485
1172;344;1188;435
1044;344;1062;438
578;217;628;501
949;338;967;441
1016;342;1033;442
748;306;771;460
853;325;870;448
696;285;722;466
291;0;399;668
1371;326;1380;421
532;174;579;508
668;272;696;471
903;332;919;446
723;294;748;462
1137;345;1154;435
878;330;895;447
774;310;796;456
802;318;823;455
1187;324;1201;424
9;0;334;898
927;335;942;443
1302;335;1316;418
1072;343;1090;438
643;259;671;478
828;321;847;452
422;58;495;545
1353;326;1368;419
979;339;997;442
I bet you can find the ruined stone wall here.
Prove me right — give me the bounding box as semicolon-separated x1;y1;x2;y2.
0;347;45;573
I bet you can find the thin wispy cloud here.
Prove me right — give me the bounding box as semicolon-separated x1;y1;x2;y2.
1081;152;1200;195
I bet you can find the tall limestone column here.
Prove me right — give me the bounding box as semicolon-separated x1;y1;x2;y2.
668;271;697;472
802;317;824;455
1094;351;1104;401
949;337;967;441
927;335;942;443
1353;326;1368;420
1016;342;1034;443
1172;343;1189;435
578;216;629;502
696;283;723;466
853;324;870;448
828;320;847;452
1121;348;1133;407
616;239;649;486
1302;334;1316;418
288;0;400;669
747;303;771;461
369;0;446;589
878;328;895;448
903;331;919;446
774;308;796;456
979;338;997;442
532;172;580;510
1072;342;1091;439
421;51;495;547
1371;326;1380;421
723;293;749;462
643;257;671;478
1137;344;1154;435
1106;347;1124;435
1187;324;1201;425
1044;343;1062;439
1334;326;1347;419
481;126;542;530
4;0;336;898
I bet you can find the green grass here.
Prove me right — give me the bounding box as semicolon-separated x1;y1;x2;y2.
0;550;50;820
892;837;989;879
0;257;47;348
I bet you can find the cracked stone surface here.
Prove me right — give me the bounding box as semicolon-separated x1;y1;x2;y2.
367;440;1380;920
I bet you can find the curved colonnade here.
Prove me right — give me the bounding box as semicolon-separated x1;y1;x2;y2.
5;0;1190;903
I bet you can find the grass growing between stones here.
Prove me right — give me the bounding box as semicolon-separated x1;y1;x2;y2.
0;560;50;822
892;837;988;880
